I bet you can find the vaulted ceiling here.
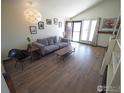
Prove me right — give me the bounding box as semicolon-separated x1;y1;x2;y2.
36;0;104;17
3;0;104;18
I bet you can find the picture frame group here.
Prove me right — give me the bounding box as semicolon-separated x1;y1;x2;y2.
29;18;62;34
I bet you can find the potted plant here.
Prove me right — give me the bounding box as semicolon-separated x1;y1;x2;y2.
27;37;32;50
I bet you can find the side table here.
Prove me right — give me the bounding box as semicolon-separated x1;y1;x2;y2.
28;46;40;61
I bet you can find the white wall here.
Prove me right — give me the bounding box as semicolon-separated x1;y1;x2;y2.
1;74;10;93
1;0;66;60
1;63;6;74
71;0;120;19
71;0;120;47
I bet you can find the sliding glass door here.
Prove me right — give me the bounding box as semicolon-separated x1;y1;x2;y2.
65;19;97;44
81;20;90;41
89;20;97;41
72;21;82;42
81;19;97;43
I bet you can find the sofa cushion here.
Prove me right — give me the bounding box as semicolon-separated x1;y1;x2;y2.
44;45;59;53
37;39;49;46
48;38;54;45
58;42;68;48
48;36;57;44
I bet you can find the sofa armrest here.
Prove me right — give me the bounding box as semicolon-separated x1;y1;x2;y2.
32;42;46;56
32;42;45;49
60;37;71;44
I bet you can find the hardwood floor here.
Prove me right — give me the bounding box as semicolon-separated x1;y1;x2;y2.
4;43;106;93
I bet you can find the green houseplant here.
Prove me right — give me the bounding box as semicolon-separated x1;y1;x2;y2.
27;37;32;49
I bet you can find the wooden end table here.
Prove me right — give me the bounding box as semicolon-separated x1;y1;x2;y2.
28;46;40;61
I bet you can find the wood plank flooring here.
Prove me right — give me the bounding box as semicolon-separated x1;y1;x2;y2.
4;43;106;93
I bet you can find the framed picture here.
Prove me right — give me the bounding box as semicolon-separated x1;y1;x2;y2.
100;18;117;31
53;18;58;25
58;22;62;28
38;21;44;29
29;26;37;34
46;19;52;25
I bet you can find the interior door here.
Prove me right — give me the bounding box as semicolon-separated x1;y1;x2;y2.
81;19;97;43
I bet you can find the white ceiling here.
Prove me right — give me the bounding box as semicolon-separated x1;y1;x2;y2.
3;0;103;18
36;0;103;17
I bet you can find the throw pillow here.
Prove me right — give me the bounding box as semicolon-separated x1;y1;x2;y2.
37;39;49;46
48;39;54;45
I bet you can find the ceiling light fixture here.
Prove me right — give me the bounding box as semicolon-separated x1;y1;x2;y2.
24;1;41;23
